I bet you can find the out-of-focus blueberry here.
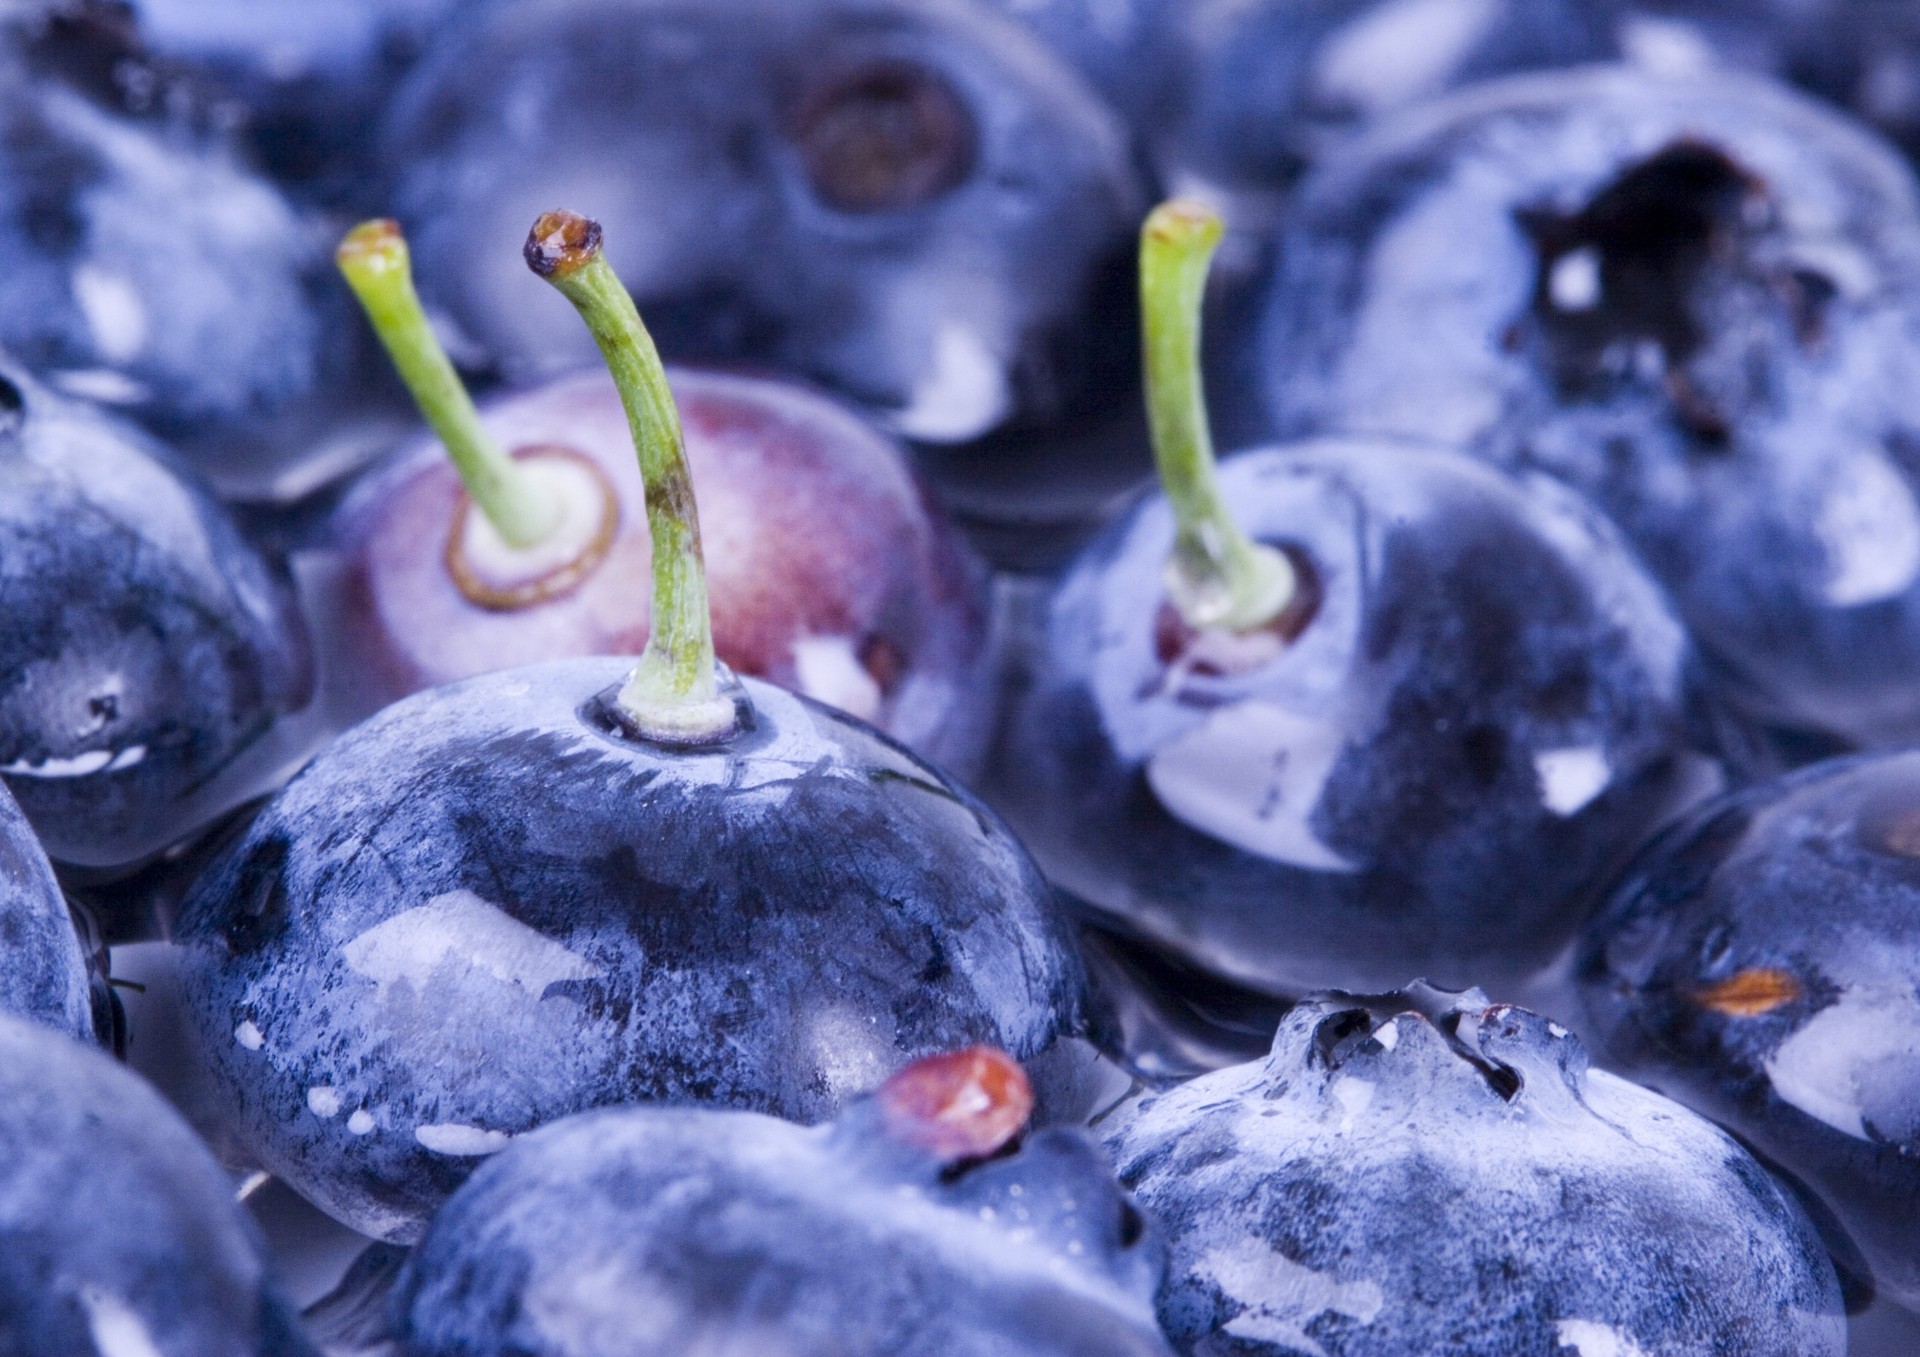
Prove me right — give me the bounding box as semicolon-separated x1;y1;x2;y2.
998;438;1697;997
329;367;996;779
1578;750;1920;1309
0;22;354;492
1261;67;1920;754
1103;984;1847;1356
0;1011;318;1356
176;657;1097;1242
392;1048;1173;1356
378;0;1143;449
1167;0;1620;195
0;358;313;873
976;0;1175;129
122;0;463;202
1613;2;1920;168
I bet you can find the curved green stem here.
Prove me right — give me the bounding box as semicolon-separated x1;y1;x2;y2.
525;210;742;745
338;220;560;550
1142;200;1295;632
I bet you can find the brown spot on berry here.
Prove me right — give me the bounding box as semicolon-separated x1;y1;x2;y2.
876;1047;1032;1162
1695;968;1801;1017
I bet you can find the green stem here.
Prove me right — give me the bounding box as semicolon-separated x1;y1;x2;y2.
337;220;559;550
525;210;741;745
1141;200;1295;632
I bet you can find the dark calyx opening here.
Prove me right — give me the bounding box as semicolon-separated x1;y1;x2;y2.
1516;140;1826;448
787;59;977;214
1307;982;1522;1102
0;373;23;433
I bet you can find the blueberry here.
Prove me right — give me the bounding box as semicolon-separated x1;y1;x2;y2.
1576;750;1920;1310
1102;984;1847;1355
1001;437;1696;996
393;1048;1172;1356
0;29;352;492
0;1011;317;1355
377;0;1143;447
176;657;1096;1240
182;208;1098;1242
0;780;93;1039
0;358;312;873
1260;66;1920;754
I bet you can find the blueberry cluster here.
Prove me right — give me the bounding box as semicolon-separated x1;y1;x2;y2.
3;2;1920;1354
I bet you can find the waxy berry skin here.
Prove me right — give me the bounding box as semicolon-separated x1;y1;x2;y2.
0;359;312;872
176;657;1096;1242
999;439;1695;998
1578;751;1920;1310
377;0;1142;447
333;367;995;777
390;1061;1173;1356
0;781;92;1039
1260;67;1920;752
1168;0;1619;194
1103;988;1846;1357
977;0;1173;131
0;1012;318;1356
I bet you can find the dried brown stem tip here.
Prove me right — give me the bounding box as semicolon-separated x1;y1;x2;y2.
876;1047;1033;1163
524;210;604;279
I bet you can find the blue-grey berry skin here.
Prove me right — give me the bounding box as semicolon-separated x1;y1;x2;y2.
175;658;1097;1242
0;780;92;1039
996;438;1696;998
1260;66;1920;752
0;1012;318;1356
1102;987;1847;1357
975;0;1173;131
1577;750;1920;1310
0;359;313;873
1168;0;1620;194
378;0;1142;449
393;1095;1173;1356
